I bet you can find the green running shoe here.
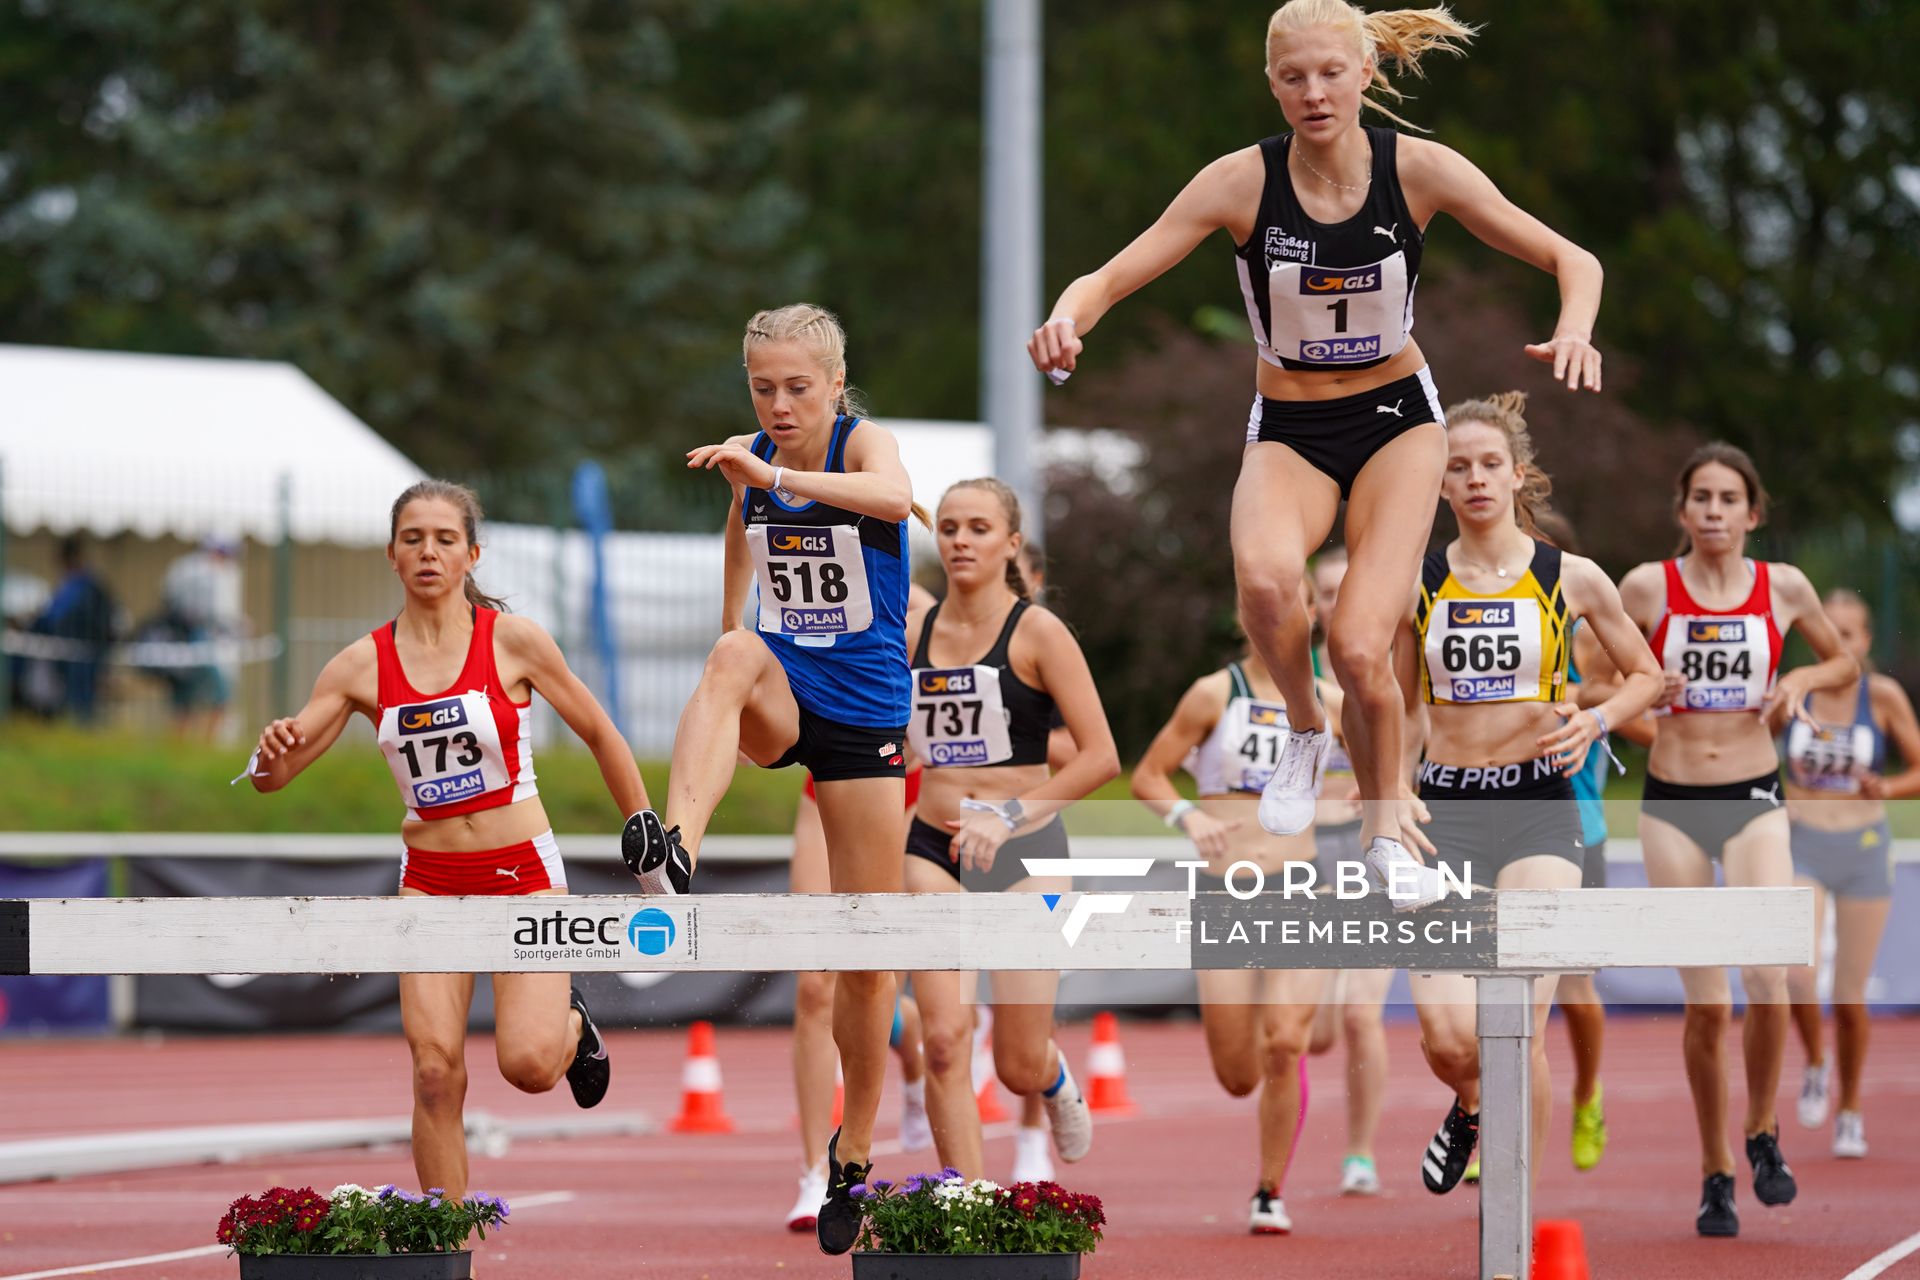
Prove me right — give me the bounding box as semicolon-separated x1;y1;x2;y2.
1572;1080;1608;1171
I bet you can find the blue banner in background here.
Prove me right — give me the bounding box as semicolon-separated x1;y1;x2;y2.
0;860;110;1034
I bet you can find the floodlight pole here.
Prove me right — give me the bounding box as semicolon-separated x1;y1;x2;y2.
982;0;1045;536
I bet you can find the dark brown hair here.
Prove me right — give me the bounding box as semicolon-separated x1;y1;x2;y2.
940;477;1032;601
388;480;508;612
1672;442;1769;556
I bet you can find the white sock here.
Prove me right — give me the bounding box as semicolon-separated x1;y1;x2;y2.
902;1077;927;1108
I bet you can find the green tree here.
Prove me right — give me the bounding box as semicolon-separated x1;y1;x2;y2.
0;1;804;483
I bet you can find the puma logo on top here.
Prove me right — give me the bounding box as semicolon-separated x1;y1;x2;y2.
1373;223;1398;242
1376;400;1404;417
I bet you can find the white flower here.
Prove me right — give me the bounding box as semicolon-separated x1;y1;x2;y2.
969;1179;1001;1195
329;1184;371;1202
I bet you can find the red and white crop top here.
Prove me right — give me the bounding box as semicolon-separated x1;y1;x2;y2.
1647;559;1782;714
373;607;538;820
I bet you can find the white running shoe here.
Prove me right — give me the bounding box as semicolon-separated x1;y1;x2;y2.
1340;1154;1381;1196
1248;1187;1293;1235
1042;1058;1094;1163
1012;1124;1055;1184
899;1079;933;1153
1833;1110;1867;1159
1797;1062;1831;1129
1257;726;1331;836
1363;836;1446;912
785;1163;827;1233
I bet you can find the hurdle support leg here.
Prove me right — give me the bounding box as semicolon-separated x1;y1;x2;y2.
1476;973;1536;1280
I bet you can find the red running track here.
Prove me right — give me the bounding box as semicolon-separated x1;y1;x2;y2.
3;1014;1918;1278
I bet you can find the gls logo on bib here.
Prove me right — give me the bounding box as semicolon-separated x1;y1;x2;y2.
1448;603;1515;628
1688;620;1746;643
1300;268;1381;294
768;527;832;556
399;699;467;735
919;671;977;696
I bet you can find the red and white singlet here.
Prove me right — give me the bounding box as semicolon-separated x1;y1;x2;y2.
1647;559;1783;715
373;607;538;820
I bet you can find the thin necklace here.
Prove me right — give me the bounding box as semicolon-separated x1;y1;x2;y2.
1456;545;1522;580
1294;134;1372;194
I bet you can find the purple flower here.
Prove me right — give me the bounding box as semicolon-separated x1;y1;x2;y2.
426;1188;445;1197
394;1190;426;1204
939;1167;961;1180
869;1179;893;1192
376;1185;397;1200
849;1184;870;1199
900;1176;927;1193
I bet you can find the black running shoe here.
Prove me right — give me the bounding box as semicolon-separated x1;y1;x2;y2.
564;986;610;1109
1746;1130;1798;1206
622;810;691;894
816;1127;872;1256
1697;1172;1738;1237
1421;1100;1480;1195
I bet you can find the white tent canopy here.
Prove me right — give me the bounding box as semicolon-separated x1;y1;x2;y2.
0;344;425;546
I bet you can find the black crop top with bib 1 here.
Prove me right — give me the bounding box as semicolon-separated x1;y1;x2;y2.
1232;125;1423;373
908;600;1056;769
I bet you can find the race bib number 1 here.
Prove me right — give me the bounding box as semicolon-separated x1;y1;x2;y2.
747;523;874;638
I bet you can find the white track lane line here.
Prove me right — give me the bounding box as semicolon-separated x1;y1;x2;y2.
0;1191;576;1280
1842;1227;1920;1280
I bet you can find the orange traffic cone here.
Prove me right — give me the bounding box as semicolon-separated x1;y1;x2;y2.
1086;1012;1137;1115
972;1010;1009;1123
668;1021;735;1134
1532;1219;1590;1280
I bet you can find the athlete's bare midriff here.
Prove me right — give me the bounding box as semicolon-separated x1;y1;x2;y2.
400;794;554;853
918;761;1052;835
1647;712;1780;786
1191;794;1316;880
1425;701;1567;770
1254;337;1429;404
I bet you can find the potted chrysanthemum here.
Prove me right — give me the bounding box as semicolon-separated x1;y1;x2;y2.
851;1169;1104;1278
216;1183;509;1279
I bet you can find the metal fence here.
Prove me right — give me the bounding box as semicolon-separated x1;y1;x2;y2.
3;456;1915;751
0;460;732;753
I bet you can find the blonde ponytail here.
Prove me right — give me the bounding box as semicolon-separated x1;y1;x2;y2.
1265;1;1477;132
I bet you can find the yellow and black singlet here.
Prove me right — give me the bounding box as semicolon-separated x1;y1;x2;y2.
1416;542;1571;706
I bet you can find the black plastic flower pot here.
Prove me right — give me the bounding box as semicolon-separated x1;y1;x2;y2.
851;1253;1081;1280
237;1253;472;1280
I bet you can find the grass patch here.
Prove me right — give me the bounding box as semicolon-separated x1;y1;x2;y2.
3;724;1912;839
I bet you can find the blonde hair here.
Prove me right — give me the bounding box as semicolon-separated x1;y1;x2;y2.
940;477;1031;601
743;303;930;528
1444;390;1552;535
1265;1;1476;132
388;479;508;612
742;303;867;419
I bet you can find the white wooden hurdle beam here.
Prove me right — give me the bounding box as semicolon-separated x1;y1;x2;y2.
0;887;1812;1280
